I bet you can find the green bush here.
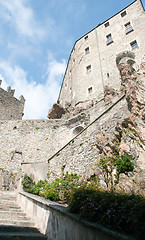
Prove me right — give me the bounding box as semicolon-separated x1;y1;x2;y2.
69;189;145;239
22;175;35;192
22;173;145;238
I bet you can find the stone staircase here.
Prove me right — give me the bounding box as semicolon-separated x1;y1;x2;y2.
0;191;47;240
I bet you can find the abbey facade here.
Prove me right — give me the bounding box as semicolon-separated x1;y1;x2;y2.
58;0;145;108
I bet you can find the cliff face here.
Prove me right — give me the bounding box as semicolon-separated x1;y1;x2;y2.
48;55;145;193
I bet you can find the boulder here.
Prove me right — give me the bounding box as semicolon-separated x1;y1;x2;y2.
48;103;65;119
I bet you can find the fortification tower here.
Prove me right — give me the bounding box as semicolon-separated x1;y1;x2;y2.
0;80;25;120
58;0;145;109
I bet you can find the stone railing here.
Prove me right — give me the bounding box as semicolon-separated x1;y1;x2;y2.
17;191;135;240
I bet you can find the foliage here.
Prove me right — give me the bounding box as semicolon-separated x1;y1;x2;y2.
115;154;134;183
22;175;35;193
97;154;134;189
22;172;91;202
22;172;144;238
69;189;145;239
97;156;116;190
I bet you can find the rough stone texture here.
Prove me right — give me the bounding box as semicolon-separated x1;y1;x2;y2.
48;59;145;192
104;85;117;103
48;103;65;119
0;82;25;120
58;0;145;108
0;114;89;188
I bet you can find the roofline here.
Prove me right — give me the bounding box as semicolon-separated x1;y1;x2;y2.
58;0;144;103
140;0;145;10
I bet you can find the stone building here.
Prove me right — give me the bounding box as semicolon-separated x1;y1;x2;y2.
0;80;25;120
58;0;145;108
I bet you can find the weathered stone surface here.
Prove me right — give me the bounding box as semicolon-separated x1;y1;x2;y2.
48;103;65;119
104;85;117;103
48;60;145;193
0;82;25;120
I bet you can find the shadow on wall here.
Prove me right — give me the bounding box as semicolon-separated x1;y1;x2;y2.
45;205;115;240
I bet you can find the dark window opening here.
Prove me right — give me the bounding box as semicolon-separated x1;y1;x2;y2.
88;87;92;94
85;47;90;54
121;11;127;17
125;22;133;34
106;34;113;45
86;65;91;72
105;22;109;27
130;40;138;50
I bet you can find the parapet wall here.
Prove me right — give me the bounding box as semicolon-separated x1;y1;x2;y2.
0;81;25;120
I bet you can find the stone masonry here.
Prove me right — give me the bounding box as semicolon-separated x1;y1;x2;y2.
0;0;144;192
0;80;25;120
58;0;145;109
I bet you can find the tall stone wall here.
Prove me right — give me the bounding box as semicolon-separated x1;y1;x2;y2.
0;113;89;189
0;82;25;120
59;0;145;108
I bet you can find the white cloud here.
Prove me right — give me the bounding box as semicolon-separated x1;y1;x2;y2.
0;0;49;41
0;58;66;119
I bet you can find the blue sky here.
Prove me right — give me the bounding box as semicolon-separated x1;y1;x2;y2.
0;0;144;119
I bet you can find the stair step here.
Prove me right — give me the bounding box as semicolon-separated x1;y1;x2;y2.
0;232;47;240
0;214;30;221
0;225;40;233
0;220;34;227
0;199;17;203
0;192;42;239
0;196;16;201
0;208;23;213
0;225;47;240
0;211;26;216
0;204;21;210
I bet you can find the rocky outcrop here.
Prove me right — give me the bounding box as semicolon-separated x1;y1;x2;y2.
48;103;65;119
104;85;117;103
48;55;145;193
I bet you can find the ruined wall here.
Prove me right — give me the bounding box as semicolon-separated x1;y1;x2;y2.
0;81;25;120
59;0;145;108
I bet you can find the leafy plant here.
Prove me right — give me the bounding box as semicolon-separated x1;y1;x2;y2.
69;189;145;239
97;156;116;190
22;175;35;192
115;154;134;184
97;154;134;189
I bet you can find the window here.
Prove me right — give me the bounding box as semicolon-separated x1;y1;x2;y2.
106;34;113;45
125;22;133;34
130;40;138;50
121;11;127;17
84;35;88;40
86;65;91;72
85;47;90;54
105;22;109;28
88;87;92;94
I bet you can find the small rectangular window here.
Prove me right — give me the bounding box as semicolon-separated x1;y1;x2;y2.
130;40;138;50
106;34;113;45
125;22;133;34
84;35;88;40
88;87;92;94
121;11;127;17
104;22;109;28
85;47;90;54
86;65;91;72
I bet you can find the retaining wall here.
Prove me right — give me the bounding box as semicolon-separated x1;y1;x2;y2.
17;191;134;240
